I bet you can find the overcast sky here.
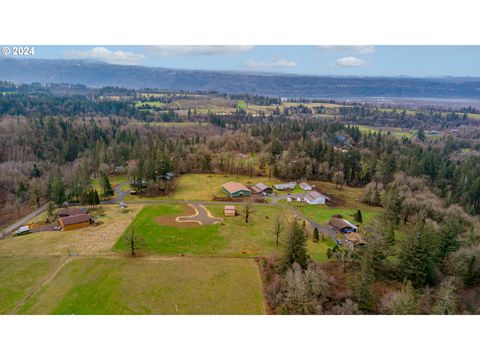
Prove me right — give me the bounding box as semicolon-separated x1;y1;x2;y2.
26;45;480;77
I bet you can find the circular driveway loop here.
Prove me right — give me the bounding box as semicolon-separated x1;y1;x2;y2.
176;204;223;225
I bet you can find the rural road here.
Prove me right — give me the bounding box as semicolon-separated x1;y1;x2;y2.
0;202;49;239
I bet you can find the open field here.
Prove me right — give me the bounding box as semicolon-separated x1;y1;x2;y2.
115;203;296;257
0;205;143;256
300;205;378;226
124;173;280;201
18;257;266;315
0;256;63;314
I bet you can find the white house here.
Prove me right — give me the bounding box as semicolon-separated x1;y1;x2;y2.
300;182;313;191
274;182;296;191
304;191;330;205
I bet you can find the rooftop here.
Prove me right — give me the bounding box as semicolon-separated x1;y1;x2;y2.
222;182;250;193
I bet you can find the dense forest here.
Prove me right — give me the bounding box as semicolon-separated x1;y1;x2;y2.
1;83;480;314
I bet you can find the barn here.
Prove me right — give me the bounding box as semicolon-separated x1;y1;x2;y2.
300;182;313;191
304;191;330;205
59;214;92;231
222;182;251;198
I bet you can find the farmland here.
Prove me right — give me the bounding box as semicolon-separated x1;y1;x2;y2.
18;257;265;315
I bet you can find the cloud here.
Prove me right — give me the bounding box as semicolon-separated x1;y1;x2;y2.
245;57;297;69
62;47;145;65
333;56;367;67
146;45;254;57
316;45;375;54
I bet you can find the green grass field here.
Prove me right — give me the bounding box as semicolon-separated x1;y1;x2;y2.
299;206;378;226
115;204;296;257
236;100;247;110
18;257;266;315
0;256;63;314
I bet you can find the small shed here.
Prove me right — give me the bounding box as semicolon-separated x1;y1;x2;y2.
222;182;251;198
59;214;92;231
224;205;236;217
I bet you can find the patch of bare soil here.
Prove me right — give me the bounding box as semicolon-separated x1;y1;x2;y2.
155;205;200;227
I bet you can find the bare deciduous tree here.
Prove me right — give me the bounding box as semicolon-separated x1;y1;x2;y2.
243;200;254;224
124;224;144;257
273;215;283;245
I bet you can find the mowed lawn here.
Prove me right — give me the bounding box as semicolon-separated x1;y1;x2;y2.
115;204;295;257
0;256;63;314
18;257;266;315
124;173;280;201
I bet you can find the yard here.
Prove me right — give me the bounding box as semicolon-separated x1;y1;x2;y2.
18;257;266;315
0;204;143;256
115;203;297;257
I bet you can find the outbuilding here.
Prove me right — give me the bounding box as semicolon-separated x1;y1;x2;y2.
56;208;88;218
274;182;296;191
300;182;313;191
59;214;92;231
329;217;357;233
224;205;236;217
304;191;330;205
251;183;273;195
222;182;251;198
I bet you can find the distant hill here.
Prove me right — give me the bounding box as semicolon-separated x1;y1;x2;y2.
1;58;480;100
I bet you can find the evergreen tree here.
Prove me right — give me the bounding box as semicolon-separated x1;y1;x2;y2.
16;181;28;203
282;220;308;270
313;227;320;243
398;221;436;287
51;171;66;206
354;209;363;223
352;252;375;312
436;215;461;264
100;171;114;197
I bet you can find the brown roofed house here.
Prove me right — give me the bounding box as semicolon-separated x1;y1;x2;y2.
59;214;92;231
56;208;88;218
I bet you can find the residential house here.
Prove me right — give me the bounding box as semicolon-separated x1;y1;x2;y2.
222;182;251;198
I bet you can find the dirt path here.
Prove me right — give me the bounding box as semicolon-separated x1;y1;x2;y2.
9;256;71;314
176;204;223;225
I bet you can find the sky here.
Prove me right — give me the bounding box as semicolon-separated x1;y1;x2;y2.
19;45;480;77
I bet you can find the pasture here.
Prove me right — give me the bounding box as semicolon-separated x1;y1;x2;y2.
0;256;63;314
18;257;266;315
